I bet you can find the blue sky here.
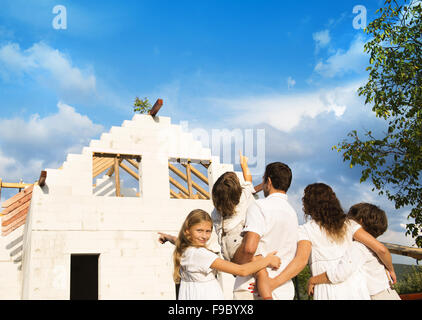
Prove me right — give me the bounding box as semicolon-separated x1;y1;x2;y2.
0;0;418;264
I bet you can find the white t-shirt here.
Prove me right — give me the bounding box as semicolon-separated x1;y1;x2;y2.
178;247;225;300
298;219;370;300
239;192;299;299
326;241;391;296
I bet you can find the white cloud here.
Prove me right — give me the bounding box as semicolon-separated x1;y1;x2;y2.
0;151;16;176
313;29;331;52
212;81;363;133
314;35;368;78
379;229;416;247
0;42;97;101
0;102;104;181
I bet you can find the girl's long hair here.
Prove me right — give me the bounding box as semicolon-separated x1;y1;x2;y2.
302;183;347;243
173;209;213;284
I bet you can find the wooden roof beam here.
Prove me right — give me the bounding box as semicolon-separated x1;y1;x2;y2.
169;177;190;197
1;185;34;209
181;163;209;185
0;182;33;189
119;161;139;181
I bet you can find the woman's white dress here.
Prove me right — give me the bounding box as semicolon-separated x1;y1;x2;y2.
298;219;371;300
178;247;225;300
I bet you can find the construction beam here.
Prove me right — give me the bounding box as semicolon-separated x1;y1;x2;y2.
106;165;115;177
93;158;114;177
200;161;211;169
186;163;193;198
382;242;422;261
191;182;210;199
1;185;34;209
114;157;121;197
93;152;141;160
169;163;210;199
0;182;33;189
2;203;30;227
2;214;27;236
181;163;209;185
93;157;110;169
38;171;47;187
169;164;188;182
169;177;189;197
106;159;122;177
148;98;163;117
1;192;33;216
196;192;207;200
93;157;113;171
119;162;139;181
126;158;140;170
170;189;184;199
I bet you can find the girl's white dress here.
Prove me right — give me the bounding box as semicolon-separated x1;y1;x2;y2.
298;219;371;300
178;247;225;300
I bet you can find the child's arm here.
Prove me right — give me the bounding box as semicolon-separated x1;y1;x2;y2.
255;268;273;300
158;232;177;245
267;241;312;291
307;272;330;296
353;228;397;284
239;151;252;183
210;251;281;277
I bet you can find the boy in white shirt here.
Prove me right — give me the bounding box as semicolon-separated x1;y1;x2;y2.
307;203;401;300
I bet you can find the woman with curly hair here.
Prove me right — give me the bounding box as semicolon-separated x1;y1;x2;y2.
255;183;396;300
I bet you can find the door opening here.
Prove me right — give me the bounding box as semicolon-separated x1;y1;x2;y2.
70;254;99;300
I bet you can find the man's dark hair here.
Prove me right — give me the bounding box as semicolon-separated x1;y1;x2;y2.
347;203;388;238
263;162;292;192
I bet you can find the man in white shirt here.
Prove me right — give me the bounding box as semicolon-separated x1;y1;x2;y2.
232;162;299;300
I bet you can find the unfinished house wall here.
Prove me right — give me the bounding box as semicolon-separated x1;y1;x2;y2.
15;114;237;300
0;225;24;299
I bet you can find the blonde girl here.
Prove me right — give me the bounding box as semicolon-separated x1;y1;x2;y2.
174;209;280;300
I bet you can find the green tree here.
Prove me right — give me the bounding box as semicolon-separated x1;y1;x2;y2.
133;96;152;114
393;266;422;294
294;265;312;300
335;0;422;247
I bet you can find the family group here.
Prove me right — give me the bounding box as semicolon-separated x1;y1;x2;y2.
158;153;400;300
